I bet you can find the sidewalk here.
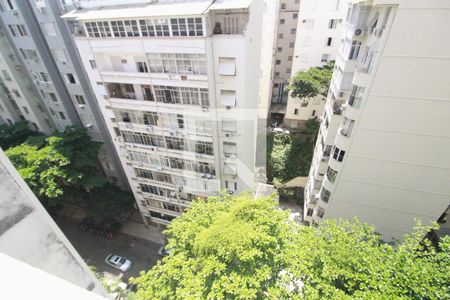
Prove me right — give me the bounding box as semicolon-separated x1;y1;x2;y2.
120;221;165;245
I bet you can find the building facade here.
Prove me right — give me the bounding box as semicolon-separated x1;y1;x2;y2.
0;148;107;297
284;0;348;128
64;0;277;227
304;0;450;240
0;0;126;185
269;0;300;124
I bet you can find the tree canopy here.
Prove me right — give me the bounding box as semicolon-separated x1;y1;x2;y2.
267;119;319;184
131;193;450;300
287;62;334;101
5;126;106;206
0;120;38;150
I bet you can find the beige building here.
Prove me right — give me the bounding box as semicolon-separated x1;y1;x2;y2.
284;0;348;128
269;0;300;124
304;0;450;240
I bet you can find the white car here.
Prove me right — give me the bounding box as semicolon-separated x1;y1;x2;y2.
105;254;132;272
272;127;290;134
158;242;172;256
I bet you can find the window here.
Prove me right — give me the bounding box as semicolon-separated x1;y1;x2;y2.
348;40;362;60
289;42;295;48
110;20;138;37
17;24;27;36
139;19;170;37
8;25;16;36
275;72;280;77
147;53;207;75
136;61;149;73
58;111;66;120
294;108;298;115
89;59;96;69
66;73;76;84
303;19;314;29
328;19;338;29
222;119;237;133
348;85;365;109
153;85;209;106
48;93;58;102
277;47;282;52
52;49;67;64
291;28;296;34
332;146;345;162
220;90;236;107
293;13;298;19
6;0;14;10
74;95;85;105
39;72;49;82
1;70;11;81
286;68;291;73
312;110;316;116
22;106;29;114
303;36;312;46
171;18;203;36
326;167;338;183
218;57;236;76
278;33;283;39
320;188;331;203
281;3;286;9
288;56;292;61
280;19;285;25
41;22;57;36
326;37;332;46
223;162;237;175
321;54;330;62
307;208;314;216
19;49;39;62
317;207;325;218
276;60;281;65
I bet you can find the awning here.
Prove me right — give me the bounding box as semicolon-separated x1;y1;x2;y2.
62;1;212;20
209;0;252;10
223;142;237;154
223;163;237;175
220;91;236;107
222;119;237;132
218;58;236;76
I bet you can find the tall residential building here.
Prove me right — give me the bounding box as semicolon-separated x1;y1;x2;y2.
64;0;277;228
0;148;107;297
284;0;348;128
268;0;300;124
0;0;126;186
304;0;450;240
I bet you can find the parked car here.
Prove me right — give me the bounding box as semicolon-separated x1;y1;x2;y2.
105;254;132;272
158;242;172;256
272;127;290;134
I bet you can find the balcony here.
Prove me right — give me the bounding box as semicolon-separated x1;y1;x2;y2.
210;9;249;36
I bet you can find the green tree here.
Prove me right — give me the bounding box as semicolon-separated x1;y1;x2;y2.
131;194;450;300
287;62;334;103
0;120;38;150
5;126;106;206
81;183;134;223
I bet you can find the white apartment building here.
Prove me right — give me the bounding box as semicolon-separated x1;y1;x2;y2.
0;0;126;185
64;0;277;227
284;0;348;128
269;0;300;124
304;0;450;240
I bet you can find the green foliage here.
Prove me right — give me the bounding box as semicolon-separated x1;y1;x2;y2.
5;126;106;206
130;195;450;300
0;121;38;150
288;62;334;100
267;119;320;183
81;183;134;223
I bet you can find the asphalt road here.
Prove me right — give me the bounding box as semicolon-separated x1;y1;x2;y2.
55;217;162;283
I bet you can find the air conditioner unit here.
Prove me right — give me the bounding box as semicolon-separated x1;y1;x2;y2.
338;91;344;97
354;28;363;36
84;124;93;128
78;104;85;109
150;147;156;151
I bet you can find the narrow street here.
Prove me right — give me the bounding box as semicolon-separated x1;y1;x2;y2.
55;217;162;283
